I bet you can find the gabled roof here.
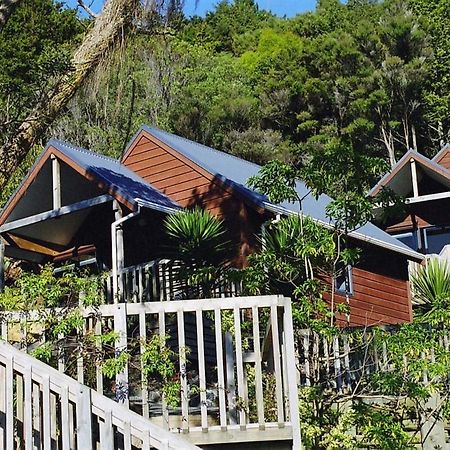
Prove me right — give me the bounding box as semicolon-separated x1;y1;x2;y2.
48;139;180;212
130;125;423;261
0;139;180;225
369;149;450;198
432;143;450;165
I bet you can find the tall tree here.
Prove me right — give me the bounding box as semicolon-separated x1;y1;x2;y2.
0;0;140;189
0;0;21;31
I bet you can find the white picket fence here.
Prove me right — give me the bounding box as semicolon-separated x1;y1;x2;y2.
0;295;301;449
0;340;200;450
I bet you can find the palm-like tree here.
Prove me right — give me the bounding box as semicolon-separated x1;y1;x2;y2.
164;208;233;298
411;257;450;325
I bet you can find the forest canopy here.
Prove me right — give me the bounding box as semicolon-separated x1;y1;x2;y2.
1;0;450;203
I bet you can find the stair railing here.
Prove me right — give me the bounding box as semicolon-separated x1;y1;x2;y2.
0;340;200;450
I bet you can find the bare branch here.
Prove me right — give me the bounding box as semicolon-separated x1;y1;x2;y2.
77;0;99;18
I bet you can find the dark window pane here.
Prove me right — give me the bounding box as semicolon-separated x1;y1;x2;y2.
335;265;353;295
393;232;416;250
425;228;450;255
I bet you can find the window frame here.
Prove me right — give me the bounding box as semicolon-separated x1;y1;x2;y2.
422;224;450;255
335;264;354;296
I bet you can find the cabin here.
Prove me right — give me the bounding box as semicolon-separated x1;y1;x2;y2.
0;127;429;450
0;126;423;327
369;146;450;258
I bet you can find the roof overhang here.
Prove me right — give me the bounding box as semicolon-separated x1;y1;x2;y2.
263;202;424;262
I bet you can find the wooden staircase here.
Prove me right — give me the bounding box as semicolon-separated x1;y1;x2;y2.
0;340;200;449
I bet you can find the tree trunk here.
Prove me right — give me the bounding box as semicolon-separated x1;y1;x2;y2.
0;0;139;189
0;0;21;31
381;124;396;168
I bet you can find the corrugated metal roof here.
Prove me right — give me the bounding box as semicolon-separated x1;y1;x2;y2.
142;125;423;260
48;139;180;212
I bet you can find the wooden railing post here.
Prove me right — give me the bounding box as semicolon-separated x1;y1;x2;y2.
282;298;302;450
76;385;93;450
224;331;237;425
114;303;129;407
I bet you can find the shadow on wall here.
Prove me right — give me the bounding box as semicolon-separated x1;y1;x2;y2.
183;175;270;268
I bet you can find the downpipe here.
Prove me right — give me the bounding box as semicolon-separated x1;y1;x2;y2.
111;205;141;303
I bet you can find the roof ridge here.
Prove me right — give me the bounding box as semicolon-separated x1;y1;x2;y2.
48;139;121;165
143;125;263;174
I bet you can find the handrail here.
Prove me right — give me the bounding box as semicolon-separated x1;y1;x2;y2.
0;340;200;450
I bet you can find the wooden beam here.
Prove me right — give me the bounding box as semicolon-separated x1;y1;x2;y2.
410;158;419;198
0;194;113;233
406;191;450;204
51;154;61;209
5;234;62;256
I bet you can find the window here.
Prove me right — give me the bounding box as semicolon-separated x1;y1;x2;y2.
392;231;417;251
335;264;353;296
423;226;450;255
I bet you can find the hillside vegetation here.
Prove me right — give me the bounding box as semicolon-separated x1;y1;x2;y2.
1;0;450;202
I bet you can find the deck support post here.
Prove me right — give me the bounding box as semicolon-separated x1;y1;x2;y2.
0;237;4;293
110;201;141;408
283;298;302;450
112;200;125;303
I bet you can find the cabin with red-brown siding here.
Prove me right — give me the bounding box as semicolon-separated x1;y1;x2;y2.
121;125;423;327
0;126;424;327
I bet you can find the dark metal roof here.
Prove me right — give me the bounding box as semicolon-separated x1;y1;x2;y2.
48;139;180;212
141;125;423;260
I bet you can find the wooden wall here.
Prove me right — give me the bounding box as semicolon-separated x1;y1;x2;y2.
123;130;414;326
435;148;450;171
327;267;412;327
122;131;267;267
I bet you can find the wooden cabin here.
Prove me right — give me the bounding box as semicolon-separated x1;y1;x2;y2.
370;146;450;257
0;127;424;327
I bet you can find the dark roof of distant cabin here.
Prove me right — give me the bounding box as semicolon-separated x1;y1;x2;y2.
133;125;423;261
1;139;180;217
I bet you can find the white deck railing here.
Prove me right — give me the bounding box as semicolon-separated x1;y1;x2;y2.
0;340;200;449
105;260;241;303
0;295;301;449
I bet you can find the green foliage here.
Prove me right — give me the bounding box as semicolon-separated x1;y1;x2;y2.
31;342;53;363
102;350;130;378
354;402;414;450
0;0;82;147
298;387;356;450
412;258;450;311
244;215;359;330
0;264;105;310
165;208;231;264
164;208;236;298
248;160;299;205
141;335;187;407
141;335;176;380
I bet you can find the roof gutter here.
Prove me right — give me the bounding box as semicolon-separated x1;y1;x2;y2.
263;202;424;262
134;198;180;215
